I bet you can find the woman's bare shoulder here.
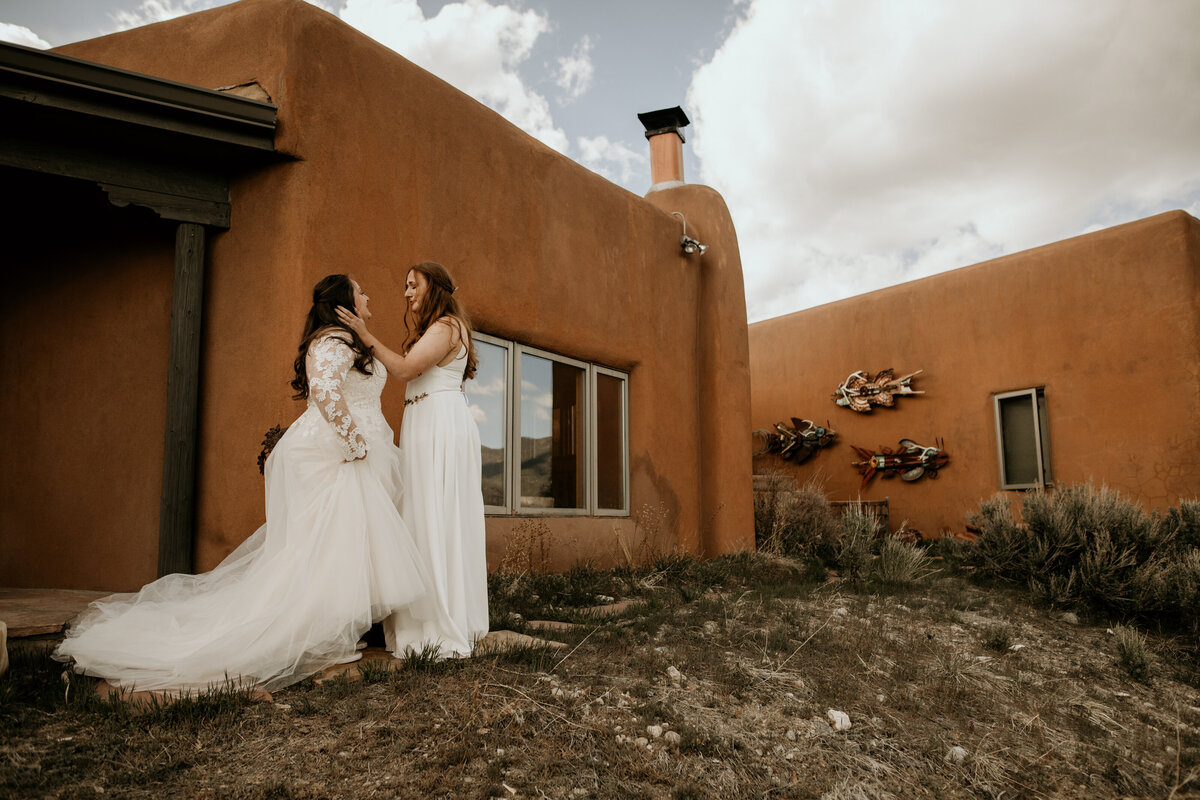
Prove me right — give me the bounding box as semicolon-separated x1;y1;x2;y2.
433;315;464;338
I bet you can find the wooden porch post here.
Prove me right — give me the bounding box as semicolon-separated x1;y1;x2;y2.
157;222;206;576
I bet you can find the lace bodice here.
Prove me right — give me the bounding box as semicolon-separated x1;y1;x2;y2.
306;333;386;460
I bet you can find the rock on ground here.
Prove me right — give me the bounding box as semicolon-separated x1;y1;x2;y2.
945;745;968;765
826;709;851;731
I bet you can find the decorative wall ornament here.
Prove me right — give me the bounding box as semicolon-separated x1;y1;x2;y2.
850;438;948;486
752;418;837;463
833;369;924;413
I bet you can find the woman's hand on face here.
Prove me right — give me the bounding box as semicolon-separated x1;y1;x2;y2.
336;307;368;337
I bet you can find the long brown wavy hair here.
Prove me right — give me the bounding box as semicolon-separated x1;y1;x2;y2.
404;261;478;380
291;274;374;400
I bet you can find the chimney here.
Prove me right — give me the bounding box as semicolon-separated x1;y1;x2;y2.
638;106;690;192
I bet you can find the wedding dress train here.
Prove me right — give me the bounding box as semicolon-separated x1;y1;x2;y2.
54;333;432;692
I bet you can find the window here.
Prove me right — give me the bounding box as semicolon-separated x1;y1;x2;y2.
463;334;629;516
591;366;629;515
518;348;588;513
469;335;511;513
993;388;1052;490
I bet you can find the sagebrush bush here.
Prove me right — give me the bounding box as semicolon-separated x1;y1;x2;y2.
834;504;879;581
871;537;936;587
982;623;1013;653
966;483;1200;642
753;472;840;558
924;535;974;569
753;471;793;551
1161;548;1200;632
1028;572;1078;609
967;496;1028;582
1162;500;1200;550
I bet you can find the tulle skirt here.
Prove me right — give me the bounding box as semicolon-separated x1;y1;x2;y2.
54;407;432;692
383;391;489;657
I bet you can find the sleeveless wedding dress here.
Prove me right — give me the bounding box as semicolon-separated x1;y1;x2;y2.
54;333;432;692
382;341;489;656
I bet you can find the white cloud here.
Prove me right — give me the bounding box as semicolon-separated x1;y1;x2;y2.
0;22;50;48
689;0;1200;319
577;135;647;185
468;376;506;397
525;389;552;422
111;0;337;30
111;0;211;30
554;34;594;102
468;403;487;424
339;0;568;153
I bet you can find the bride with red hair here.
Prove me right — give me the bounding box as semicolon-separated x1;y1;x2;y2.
338;260;489;657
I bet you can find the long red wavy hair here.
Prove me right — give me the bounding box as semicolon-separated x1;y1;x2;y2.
404;261;477;380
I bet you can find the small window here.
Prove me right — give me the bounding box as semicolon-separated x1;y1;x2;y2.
592;366;629;515
993;388;1052;490
466;334;512;513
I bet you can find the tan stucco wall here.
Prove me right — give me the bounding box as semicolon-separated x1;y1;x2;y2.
644;185;756;556
30;0;753;589
749;210;1200;536
0;184;174;590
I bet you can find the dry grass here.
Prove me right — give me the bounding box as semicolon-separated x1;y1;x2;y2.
500;518;556;576
3;553;1199;799
1112;624;1153;683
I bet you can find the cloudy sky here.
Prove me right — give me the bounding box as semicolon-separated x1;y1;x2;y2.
3;0;1198;321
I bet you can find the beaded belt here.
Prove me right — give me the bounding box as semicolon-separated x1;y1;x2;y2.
404;386;464;407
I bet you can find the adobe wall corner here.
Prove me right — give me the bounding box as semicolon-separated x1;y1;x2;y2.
643;184;755;556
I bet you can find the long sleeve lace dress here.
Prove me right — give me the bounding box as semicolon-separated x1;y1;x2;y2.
54;333;432;692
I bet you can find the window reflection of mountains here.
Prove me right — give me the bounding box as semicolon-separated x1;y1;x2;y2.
480;437;553;507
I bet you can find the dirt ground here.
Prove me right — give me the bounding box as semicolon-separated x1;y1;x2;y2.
3;553;1199;799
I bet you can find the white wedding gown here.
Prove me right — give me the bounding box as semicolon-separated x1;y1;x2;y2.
382;342;489;656
54;333;433;692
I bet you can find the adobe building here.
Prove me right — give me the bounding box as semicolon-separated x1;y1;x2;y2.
0;0;753;593
750;210;1200;536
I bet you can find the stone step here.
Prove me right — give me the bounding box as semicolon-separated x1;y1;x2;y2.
314;646;397;685
312;630;569;685
526;619;584;633
91;679;273;712
577;599;645;617
0;588;109;638
477;629;567;653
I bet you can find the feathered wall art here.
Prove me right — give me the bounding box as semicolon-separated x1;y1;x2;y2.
850;438;948;486
753;418;837;463
833;369;924;413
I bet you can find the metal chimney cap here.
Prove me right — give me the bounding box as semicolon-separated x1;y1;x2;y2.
638;106;691;142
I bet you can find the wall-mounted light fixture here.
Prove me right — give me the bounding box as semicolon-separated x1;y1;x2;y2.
670;211;708;256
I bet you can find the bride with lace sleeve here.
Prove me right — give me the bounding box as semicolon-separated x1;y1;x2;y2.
54;275;432;693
